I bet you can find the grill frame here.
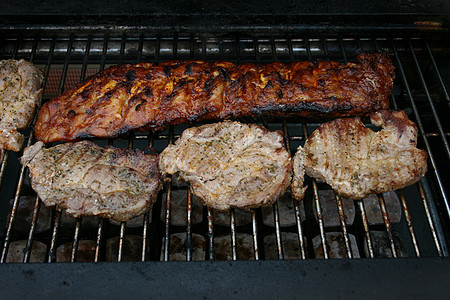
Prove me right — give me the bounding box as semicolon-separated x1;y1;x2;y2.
0;26;450;296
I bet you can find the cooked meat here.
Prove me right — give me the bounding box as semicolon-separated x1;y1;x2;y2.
20;141;162;222
0;59;43;151
291;146;307;201
302;110;428;199
35;52;395;143
159;121;292;211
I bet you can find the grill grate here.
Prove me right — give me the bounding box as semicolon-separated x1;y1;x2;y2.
0;34;449;263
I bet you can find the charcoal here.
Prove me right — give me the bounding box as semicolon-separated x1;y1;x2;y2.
110;213;150;228
313;232;360;259
214;233;254;260
160;233;206;261
313;190;355;228
8;196;52;234
263;232;305;259
56;240;96;262
262;193;305;227
161;189;203;226
213;209;251;227
106;235;148;262
364;230;408;258
6;240;47;263
362;191;402;225
60;211;99;232
171;175;189;188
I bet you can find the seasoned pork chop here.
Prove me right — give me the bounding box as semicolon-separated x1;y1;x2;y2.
0;59;43;151
291;146;307;201
159;121;292;211
21;141;162;222
303;110;427;199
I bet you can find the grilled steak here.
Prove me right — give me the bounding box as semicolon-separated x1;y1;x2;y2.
21;141;162;222
0;59;43;151
302;110;428;199
159;121;292;211
35;52;395;143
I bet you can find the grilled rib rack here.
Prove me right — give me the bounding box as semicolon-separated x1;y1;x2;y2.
0;32;449;297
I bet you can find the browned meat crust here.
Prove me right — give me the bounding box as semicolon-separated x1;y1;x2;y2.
0;59;43;151
291;146;307;201
303;110;428;199
159;121;292;211
35;53;395;143
21;141;162;222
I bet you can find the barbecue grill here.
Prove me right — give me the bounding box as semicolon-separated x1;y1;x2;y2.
1;1;450;298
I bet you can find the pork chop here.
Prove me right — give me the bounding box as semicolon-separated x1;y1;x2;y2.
0;59;43;151
291;146;307;201
21;141;162;222
159;121;292;211
302;110;427;199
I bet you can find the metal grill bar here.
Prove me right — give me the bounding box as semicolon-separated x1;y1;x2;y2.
282;118;307;260
1;38;43;263
336;195;353;258
392;40;450;220
251;210;260;260
0;152;9;191
357;200;374;258
207;208;215;260
162;185;172;261
230;208;238;260
0;34;449;264
68;38;93;262
141;137;154;262
0;36;22;193
23;196;40;263
71;219;82;262
45;36;74;263
16;40;40;263
186;190;193;261
267;37;285;260
272;202;284;260
418;182;444;256
94;218;104;262
332;38;355;259
425;42;450;108
408;40;450;160
117;222;125;262
48;210;62;262
377;194;398;258
304;40;329;260
397;190;421;257
385;55;422;258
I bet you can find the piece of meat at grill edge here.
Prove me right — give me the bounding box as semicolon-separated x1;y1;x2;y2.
291;145;307;201
20;141;162;222
34;52;395;143
159;121;292;211
0;59;43;151
300;110;427;199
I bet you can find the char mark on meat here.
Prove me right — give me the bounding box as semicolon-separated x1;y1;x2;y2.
301;110;427;199
21;141;162;222
34;53;395;143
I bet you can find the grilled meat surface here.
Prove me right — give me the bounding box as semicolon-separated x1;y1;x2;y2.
21;141;162;222
35;53;395;143
159;121;292;211
0;59;43;151
302;110;428;199
291;146;307;201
